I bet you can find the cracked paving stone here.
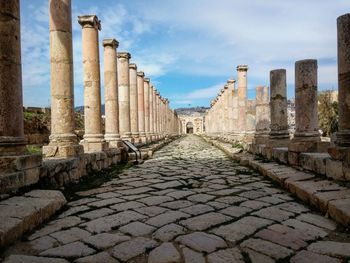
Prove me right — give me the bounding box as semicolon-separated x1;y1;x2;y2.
39;241;95;259
83;233;130;249
179;212;232;231
252;206;295;222
50;227;91;244
111;237;158;261
148;242;181;263
175;232;227;253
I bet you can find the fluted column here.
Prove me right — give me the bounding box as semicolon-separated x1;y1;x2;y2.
43;0;83;157
103;39;122;148
129;63;140;144
237;65;248;135
268;69;289;147
78;15;107;152
254;86;270;144
137;71;147;143
144;78;151;141
117;52;132;142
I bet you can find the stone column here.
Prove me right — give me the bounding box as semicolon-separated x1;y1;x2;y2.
129;63;140;144
289;60;320;164
268;69;289;147
237;65;248;135
0;0;41;192
155;90;160;140
78;15;107;152
227;79;236;134
103;39;121;148
254;86;270;144
117;52;132;142
144;78;151;141
43;0;83;157
137;71;147;143
223;84;229;134
149;84;155;141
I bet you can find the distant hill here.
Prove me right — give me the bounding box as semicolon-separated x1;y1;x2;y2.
175;106;209;116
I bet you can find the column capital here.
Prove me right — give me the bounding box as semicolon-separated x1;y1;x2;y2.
220;89;225;94
117;52;131;59
129;63;137;70
144;78;150;83
227;79;236;84
78;15;101;30
224;84;229;90
137;71;145;77
103;38;119;48
237;65;248;72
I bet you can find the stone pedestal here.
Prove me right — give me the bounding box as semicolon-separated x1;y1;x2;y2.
0;0;42;194
254;86;270;145
329;14;350;165
117;52;133;142
137;72;147;144
103;39;122;148
43;0;83;158
129;63;140;144
237;65;248;135
268;69;290;148
144;78;151;142
78;15;107;153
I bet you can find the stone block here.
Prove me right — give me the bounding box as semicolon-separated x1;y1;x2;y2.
272;147;288;164
300;153;329;175
288;151;300;166
326;159;344;181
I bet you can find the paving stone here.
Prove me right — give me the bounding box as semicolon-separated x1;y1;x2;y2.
75;251;119;263
276;202;310;214
82;211;147;233
161;200;194;209
134;206;169;217
146;211;190;227
79;208;114;220
179;212;232;231
152;223;187;241
148;242;181;263
121;194;150;201
83;233;130;249
3;255;69;263
175;232;227;253
119;221;156;236
180;204;215;215
212;216;272;243
207;248;244;263
50;227;91;244
182;247;206;263
219;206;252;218
308;241;350;257
252;207;294;222
166;190;195;199
88;198;124;208
110;201;145;211
58;206;90;218
139;196;174;206
95;192;120;199
187;194;215;203
296;213;337;231
111;237;158;261
282;219;328;240
152;181;183;189
29;235;59;252
40;241;95;259
240;200;270;210
240;238;293;260
290;250;342;263
207;201;230;209
244;248;275;263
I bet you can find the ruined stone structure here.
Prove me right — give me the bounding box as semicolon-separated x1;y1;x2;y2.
179;114;205;134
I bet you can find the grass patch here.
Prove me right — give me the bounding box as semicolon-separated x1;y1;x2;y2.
26;145;42;154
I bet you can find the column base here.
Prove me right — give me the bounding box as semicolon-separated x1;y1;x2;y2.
105;134;123;148
334;131;350;147
43;144;84;158
254;133;269;145
0;136;27;156
0;154;42;194
288;135;320;166
80;135;108;153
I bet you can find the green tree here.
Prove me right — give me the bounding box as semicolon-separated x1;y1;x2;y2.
318;90;338;137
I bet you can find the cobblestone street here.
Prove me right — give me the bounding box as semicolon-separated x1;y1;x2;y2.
3;135;350;263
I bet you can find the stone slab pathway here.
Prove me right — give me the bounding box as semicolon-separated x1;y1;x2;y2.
2;135;350;262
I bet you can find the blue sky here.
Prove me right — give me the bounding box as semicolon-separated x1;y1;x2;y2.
21;0;349;109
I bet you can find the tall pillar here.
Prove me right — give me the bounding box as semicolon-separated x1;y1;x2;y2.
227;79;236;134
137;71;147;144
268;69;289;147
155;90;160;140
44;0;83;157
254;86;270;144
103;38;121;148
237;65;248;135
78;15;107;152
0;0;41;193
289;60;320;164
129;63;140;144
223;84;229;134
117;52;132;142
144;78;151;141
149;84;155;141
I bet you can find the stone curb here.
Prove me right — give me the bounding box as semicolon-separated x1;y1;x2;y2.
202;136;350;227
0;190;67;248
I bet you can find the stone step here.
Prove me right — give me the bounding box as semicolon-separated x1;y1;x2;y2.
203;136;350;226
0;190;67;248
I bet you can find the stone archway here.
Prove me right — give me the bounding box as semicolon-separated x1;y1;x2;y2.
186;122;194;134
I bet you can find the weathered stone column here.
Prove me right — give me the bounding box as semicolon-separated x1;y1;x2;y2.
223;84;229;134
137;71;147;143
78;15;107;152
237;65;248;135
289;59;320;164
103;38;121;148
268;69;289;146
0;0;41;192
43;0;83;157
144;78;151;141
227;79;236;134
129;63;140;144
117;52;132;142
155;90;160;140
254;86;270;144
149;84;155;141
